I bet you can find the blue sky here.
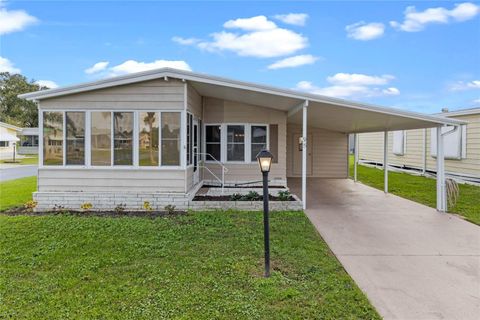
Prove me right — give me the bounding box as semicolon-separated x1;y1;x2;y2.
1;0;479;113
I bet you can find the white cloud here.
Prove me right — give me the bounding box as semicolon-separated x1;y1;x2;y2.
383;87;400;95
267;54;319;69
295;73;400;99
108;60;191;76
449;80;480;91
35;80;58;89
174;15;308;58
346;22;385;40
273;13;309;26
390;2;480;32
327;73;394;86
0;56;20;73
172;36;200;45
84;61;109;74
86;59;192;77
473;98;480;105
224;15;277;31
0;2;38;35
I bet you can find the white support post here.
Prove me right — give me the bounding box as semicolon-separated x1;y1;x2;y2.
38;108;43;167
353;133;358;182
383;131;388;193
302;101;308;210
436;126;446;212
422;128;427;175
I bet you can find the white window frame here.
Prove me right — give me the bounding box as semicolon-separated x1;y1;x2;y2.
64;110;87;166
430;125;467;160
38;109;184;170
204;123;269;164
392;130;407;156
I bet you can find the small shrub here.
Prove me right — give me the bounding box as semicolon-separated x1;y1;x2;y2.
24;200;37;211
242;191;261;201
143;201;153;211
277;190;292;201
80;202;93;211
52;204;68;214
230;193;243;201
164;204;176;214
114;203;126;213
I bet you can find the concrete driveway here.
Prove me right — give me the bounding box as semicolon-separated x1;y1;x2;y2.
0;165;37;181
288;178;480;320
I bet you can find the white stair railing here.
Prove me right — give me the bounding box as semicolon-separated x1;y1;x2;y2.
197;153;228;194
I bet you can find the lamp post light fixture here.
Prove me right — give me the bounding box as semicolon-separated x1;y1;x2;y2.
256;149;273;277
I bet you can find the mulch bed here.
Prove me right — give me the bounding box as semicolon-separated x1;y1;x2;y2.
192;195;295;201
0;207;187;218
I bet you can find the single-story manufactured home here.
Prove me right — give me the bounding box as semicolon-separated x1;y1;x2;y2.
18;127;39;155
19;68;464;211
0;122;22;160
0;122;39;159
357;107;480;183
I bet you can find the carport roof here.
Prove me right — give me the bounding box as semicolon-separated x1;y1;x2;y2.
19;68;465;133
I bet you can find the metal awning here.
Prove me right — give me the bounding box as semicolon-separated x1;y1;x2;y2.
18;68;465;133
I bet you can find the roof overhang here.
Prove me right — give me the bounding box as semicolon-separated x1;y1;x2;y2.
18;68;465;133
0;122;22;132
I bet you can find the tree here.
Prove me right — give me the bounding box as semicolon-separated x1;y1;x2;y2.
144;112;157;164
0;72;49;127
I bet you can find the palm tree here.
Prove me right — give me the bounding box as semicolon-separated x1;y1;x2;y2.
144;112;157;164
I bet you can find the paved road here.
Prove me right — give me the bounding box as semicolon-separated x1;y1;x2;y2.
289;178;480;320
0;165;37;181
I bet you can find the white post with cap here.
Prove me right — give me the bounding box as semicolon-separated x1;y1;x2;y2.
353;133;358;182
384;131;388;193
436;125;446;212
302;100;308;210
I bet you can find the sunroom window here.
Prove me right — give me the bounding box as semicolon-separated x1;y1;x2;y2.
227;125;245;162
161;112;181;166
139;112;159;166
66;112;85;165
43;111;63;165
91;112;111;166
113;112;133;165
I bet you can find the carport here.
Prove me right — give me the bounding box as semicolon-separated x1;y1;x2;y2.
287;178;480;320
286;97;465;211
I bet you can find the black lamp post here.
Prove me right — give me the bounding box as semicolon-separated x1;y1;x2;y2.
256;149;273;277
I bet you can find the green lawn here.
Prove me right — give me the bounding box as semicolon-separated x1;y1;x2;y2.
0;154;38;165
349;156;480;225
0;176;36;211
0;212;380;319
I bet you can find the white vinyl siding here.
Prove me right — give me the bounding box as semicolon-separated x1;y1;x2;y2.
358;112;480;178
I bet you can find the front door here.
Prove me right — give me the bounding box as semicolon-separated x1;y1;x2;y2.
293;133;313;176
193;120;199;185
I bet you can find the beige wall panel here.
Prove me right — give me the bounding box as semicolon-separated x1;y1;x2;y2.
38;168;185;192
39;79;185;110
287;124;348;178
187;84;202;118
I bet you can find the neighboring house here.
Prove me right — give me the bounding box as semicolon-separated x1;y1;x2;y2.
0;122;21;160
18;68;463;211
18;127;39;155
357;107;480;183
